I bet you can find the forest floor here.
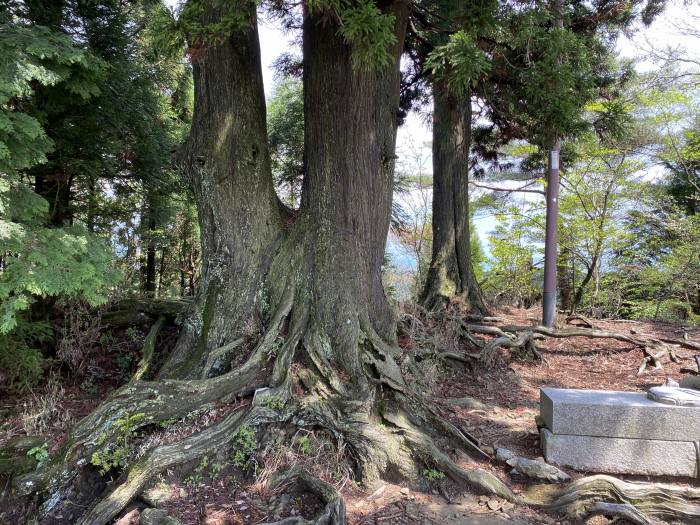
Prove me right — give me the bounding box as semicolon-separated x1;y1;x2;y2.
1;307;699;525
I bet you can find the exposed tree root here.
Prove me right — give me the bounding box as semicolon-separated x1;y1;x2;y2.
459;321;695;374
11;291;296;518
13;293;700;525
582;502;652;525
381;407;515;500
523;474;700;523
76;407;260;525
133;315;166;381
262;468;346;525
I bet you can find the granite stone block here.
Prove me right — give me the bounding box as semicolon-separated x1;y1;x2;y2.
541;428;698;477
540;387;700;441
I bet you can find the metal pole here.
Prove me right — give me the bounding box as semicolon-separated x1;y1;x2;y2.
542;141;560;326
542;0;563;327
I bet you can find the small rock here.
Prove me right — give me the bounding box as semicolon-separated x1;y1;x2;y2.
478;495;490;504
507;456;570;482
487;499;502;511
140;508;183;525
400;487;410;495
140;486;182;508
496;448;515;463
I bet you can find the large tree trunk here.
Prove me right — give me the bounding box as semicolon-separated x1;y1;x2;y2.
157;5;284;378
420;83;487;314
11;5;517;524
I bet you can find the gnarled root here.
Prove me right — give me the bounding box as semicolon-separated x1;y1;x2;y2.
460;321;695;374
261;468;346;525
133;315;167;381
76;407;263;525
523;474;700;523
11;292;295;519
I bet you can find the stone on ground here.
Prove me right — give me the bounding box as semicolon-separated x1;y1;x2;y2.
541;428;698;477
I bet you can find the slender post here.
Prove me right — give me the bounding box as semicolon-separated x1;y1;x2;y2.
542;142;560;326
542;0;563;327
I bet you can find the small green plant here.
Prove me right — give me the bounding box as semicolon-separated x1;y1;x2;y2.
99;331;116;347
27;442;49;468
90;413;146;475
115;352;133;371
184;456;208;487
231;424;258;470
80;379;98;396
210;461;225;479
262;395;284;410
125;327;139;342
159;418;177;428
423;468;445;481
297;435;312;455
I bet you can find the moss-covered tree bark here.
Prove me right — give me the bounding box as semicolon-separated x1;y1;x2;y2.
420;82;487;314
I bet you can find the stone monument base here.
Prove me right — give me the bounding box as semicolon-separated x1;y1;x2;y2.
540;387;700;478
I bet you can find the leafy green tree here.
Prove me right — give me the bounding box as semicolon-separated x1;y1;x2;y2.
0;17;117;333
484;206;541;308
267;78;304;207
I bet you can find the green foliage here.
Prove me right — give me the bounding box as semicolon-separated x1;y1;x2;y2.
268;79;304;206
90;413;146;475
184;455;208;487
0;20;102;176
177;0;257;45
484;207;541;307
159;418;177;428
296;435;312;455
423;468;445;481
0;318;52;393
261;395;285;411
426;31;490;94
26;442;49;468
0;182;120;332
231;424;258;471
337;0;397;69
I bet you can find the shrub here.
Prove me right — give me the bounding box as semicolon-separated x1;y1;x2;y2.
0;336;48;395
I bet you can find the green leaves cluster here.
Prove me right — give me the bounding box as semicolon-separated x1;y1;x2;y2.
426;30;490;94
0;178;119;333
90;413;146;475
0;20;101;176
0;19;119;334
337;0;397;69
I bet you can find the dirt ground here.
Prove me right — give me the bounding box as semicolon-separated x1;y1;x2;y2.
2;307;699;525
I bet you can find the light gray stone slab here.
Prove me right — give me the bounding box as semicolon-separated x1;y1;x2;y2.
540;387;700;441
541;429;698;477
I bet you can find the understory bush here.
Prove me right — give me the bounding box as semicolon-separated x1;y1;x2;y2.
0;319;52;393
